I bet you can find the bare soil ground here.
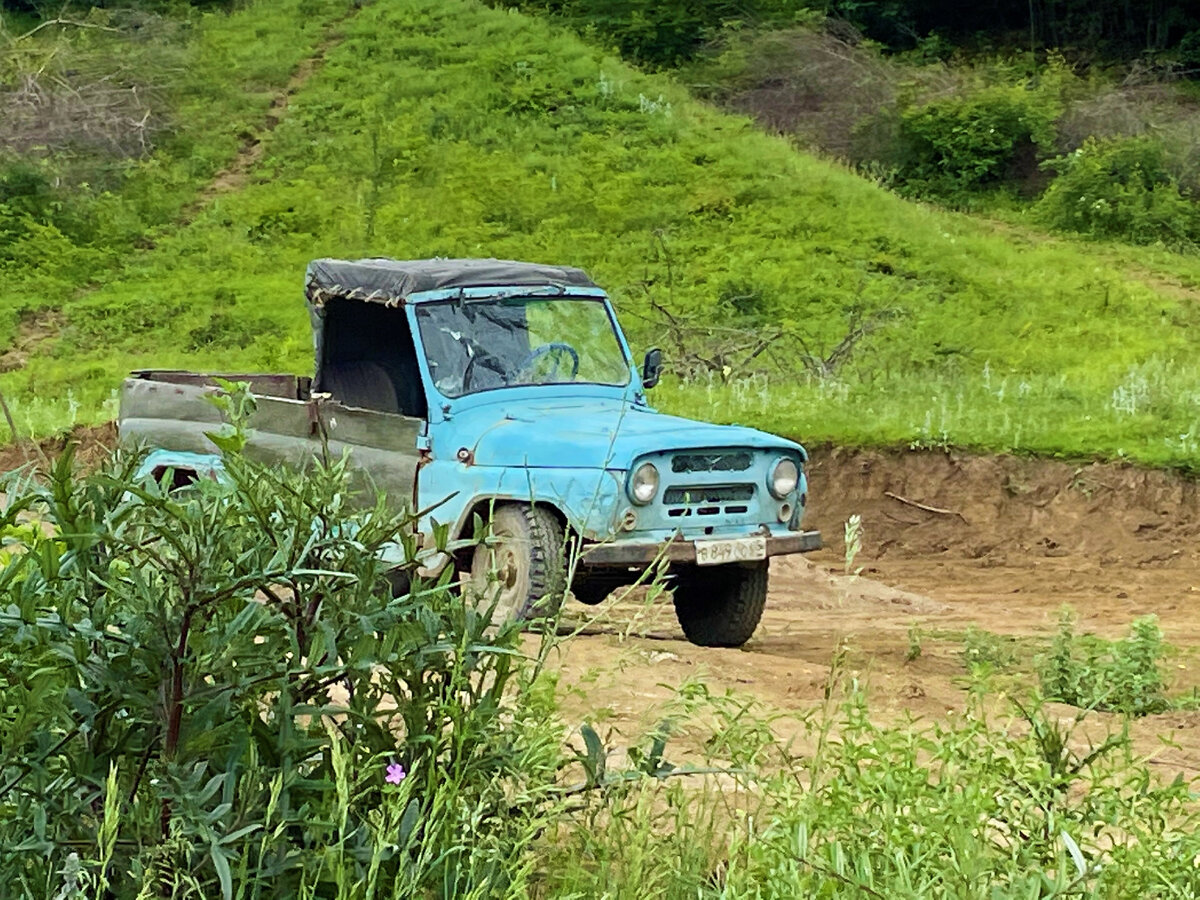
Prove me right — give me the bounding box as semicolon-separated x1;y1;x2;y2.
0;422;116;472
8;428;1200;775
547;446;1200;779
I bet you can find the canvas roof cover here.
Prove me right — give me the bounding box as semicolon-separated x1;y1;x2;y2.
305;257;599;306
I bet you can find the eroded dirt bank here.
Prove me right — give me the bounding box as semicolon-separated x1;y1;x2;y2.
802;444;1200;642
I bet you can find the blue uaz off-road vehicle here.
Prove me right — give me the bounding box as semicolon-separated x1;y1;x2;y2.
119;258;820;646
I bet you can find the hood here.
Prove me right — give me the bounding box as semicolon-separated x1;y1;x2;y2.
441;397;804;469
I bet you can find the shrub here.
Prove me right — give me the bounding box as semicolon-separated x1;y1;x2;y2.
1033;135;1200;246
0;160;54;221
896;82;1059;197
1179;29;1200;73
961;626;1017;672
1037;607;1171;716
0;392;563;896
0;160;61;250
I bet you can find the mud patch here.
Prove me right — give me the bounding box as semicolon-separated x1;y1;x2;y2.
0;308;65;373
0;422;116;474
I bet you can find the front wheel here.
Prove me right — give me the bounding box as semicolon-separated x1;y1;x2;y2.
671;560;768;647
468;504;567;625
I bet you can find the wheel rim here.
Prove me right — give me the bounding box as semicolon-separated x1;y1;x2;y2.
470;531;528;623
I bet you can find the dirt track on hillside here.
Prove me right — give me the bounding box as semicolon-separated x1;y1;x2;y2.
547;446;1200;780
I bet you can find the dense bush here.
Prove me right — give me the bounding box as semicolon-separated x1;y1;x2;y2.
494;0;803;67
1180;29;1200;72
0;393;563;897
896;82;1059;196
1033;135;1200;246
1038;607;1172;715
0;158;111;253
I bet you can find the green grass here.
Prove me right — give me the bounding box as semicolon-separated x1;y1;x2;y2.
0;0;355;354
655;351;1200;469
3;0;1200;471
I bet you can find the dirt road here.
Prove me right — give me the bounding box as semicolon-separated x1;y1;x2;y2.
546;446;1200;779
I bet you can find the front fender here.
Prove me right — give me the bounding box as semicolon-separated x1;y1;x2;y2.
417;459;625;543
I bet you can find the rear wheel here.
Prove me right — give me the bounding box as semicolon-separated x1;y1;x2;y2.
468;504;567;624
671;560;768;647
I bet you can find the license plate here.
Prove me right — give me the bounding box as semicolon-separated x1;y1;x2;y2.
694;537;767;566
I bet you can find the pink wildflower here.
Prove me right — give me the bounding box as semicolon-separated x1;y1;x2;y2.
385;762;406;784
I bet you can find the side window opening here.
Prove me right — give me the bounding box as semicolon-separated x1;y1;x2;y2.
316;298;429;419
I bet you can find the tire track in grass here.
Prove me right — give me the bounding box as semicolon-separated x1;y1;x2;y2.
183;3;365;219
0;2;367;400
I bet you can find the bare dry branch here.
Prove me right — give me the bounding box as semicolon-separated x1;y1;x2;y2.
12;17;121;43
885;491;965;520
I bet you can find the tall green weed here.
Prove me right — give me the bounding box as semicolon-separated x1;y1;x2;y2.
1038;607;1171;715
536;673;1200;897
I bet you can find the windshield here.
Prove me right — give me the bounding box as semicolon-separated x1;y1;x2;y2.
416;298;631;398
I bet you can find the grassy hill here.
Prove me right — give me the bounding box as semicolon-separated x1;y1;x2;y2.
4;0;1200;468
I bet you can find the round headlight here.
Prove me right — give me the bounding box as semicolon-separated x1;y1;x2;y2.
629;462;659;505
769;458;799;499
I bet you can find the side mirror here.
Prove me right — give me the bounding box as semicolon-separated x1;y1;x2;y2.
641;347;662;390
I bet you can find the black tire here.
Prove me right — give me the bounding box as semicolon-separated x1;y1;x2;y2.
671;560;768;647
468;504;567;623
382;567;411;598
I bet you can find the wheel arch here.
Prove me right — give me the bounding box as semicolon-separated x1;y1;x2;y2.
452;495;571;541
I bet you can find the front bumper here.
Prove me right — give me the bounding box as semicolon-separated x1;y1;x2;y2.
580;530;822;567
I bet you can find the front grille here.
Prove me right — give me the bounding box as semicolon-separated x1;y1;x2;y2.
665;483;755;518
671;451;752;474
664;485;753;505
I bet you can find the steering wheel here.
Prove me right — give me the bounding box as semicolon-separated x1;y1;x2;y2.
515;342;580;382
462;350;508;392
